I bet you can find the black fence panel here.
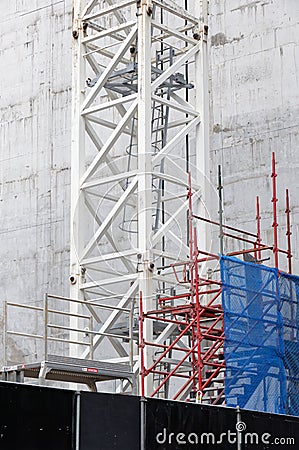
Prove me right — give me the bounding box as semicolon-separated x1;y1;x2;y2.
79;391;140;450
0;381;74;450
241;409;299;449
1;381;298;450
145;398;237;450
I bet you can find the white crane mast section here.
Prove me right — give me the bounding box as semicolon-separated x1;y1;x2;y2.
70;0;209;396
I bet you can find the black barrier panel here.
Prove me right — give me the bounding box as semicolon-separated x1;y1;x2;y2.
1;381;299;450
146;398;237;450
241;409;299;450
0;381;74;450
79;391;140;450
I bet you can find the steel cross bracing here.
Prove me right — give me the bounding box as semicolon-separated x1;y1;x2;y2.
71;0;209;396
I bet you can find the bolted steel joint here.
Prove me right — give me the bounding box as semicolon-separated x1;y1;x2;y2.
69;274;77;285
146;2;153;15
148;262;155;272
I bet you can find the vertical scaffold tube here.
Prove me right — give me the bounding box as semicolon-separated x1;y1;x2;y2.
139;291;145;398
285;189;292;274
194;227;203;401
256;196;261;261
271;152;279;269
218;165;224;255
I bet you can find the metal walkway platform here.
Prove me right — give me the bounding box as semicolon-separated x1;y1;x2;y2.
1;355;135;392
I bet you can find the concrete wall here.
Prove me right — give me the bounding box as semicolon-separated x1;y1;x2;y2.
0;0;72;364
0;0;299;363
209;0;299;272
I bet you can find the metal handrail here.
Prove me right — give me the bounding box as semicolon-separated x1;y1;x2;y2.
3;293;135;366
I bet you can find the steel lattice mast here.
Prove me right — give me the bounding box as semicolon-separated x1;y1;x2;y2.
70;0;209;396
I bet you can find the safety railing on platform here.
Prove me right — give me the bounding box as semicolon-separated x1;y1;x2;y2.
3;294;135;369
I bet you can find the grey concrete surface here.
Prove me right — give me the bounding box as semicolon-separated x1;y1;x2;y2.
0;0;298;364
0;0;72;364
209;0;299;272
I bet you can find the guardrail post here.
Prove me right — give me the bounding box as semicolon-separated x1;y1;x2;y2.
129;299;134;371
44;294;48;360
3;300;7;366
89;316;94;360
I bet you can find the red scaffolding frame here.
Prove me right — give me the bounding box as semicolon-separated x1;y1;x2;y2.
139;153;293;403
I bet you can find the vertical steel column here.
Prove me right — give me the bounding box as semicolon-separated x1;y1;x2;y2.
218;165;224;255
137;0;154;396
285;189;292;274
256;196;261;261
70;0;86;357
188;173;197;397
3;300;7;367
140;396;147;450
129;301;134;372
89;316;94;360
44;293;48;360
139;291;145;398
271;152;279;269
194;227;203;400
195;1;210;255
188;172;194;291
75;392;81;450
236;406;242;450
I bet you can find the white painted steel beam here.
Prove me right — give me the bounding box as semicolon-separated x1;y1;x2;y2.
152;21;196;45
82;177;138;259
152;0;198;24
151;44;199;92
82;21;136;44
81;280;139;359
153;116;201;164
83;195;135;274
82;170;137;190
81;26;137;110
136;0;155;396
84;0;136;21
82;93;137;117
70;0;87;360
151;94;199;116
81;101;137;183
81;273;138;290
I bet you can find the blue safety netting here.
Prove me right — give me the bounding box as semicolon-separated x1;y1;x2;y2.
221;256;287;414
279;273;299;416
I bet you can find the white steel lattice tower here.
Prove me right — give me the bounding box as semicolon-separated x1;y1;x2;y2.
70;0;209;396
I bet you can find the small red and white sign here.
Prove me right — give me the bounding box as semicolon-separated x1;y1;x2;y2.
82;367;99;374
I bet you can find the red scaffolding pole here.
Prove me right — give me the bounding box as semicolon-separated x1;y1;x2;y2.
271;151;279;269
139;175;225;404
285;188;292;274
256;196;261;261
